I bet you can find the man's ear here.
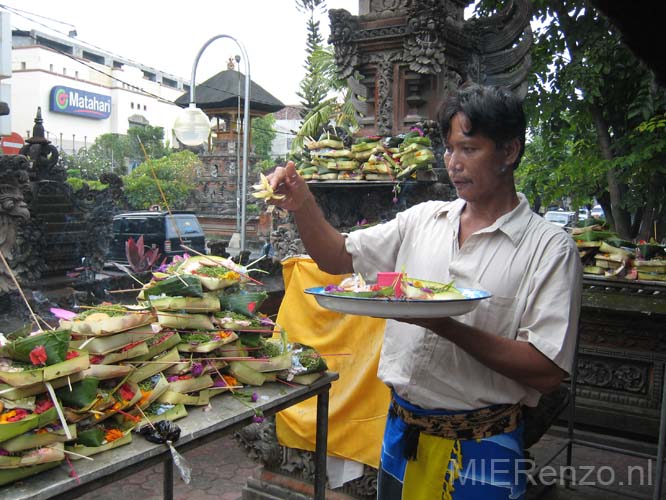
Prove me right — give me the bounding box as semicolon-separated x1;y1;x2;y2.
503;138;521;167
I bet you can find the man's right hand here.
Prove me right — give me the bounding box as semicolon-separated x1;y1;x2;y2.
268;161;313;212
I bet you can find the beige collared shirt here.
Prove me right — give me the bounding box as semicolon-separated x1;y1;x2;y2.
345;194;582;410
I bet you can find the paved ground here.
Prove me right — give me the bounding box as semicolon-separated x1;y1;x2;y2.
78;425;663;500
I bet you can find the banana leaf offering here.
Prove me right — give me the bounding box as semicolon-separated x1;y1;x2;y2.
0;423;76;453
0;399;58;443
0;329;70;366
67;425;132;459
126;346;180;382
60;304;155;337
177;331;238;353
0;442;65;469
132;331;182;361
0;350;89;388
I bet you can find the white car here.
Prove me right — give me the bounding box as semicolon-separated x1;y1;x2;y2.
544;211;576;228
591;205;605;219
578;208;590;220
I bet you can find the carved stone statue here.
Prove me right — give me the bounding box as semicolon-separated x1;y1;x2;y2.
0;155;32;292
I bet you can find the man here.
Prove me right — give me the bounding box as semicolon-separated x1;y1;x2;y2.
269;84;582;499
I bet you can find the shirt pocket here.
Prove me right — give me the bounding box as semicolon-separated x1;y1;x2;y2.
465;278;518;339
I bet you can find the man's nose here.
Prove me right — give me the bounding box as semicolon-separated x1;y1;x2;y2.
446;151;462;171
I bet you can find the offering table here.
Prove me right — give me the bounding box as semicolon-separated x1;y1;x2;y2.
0;372;338;500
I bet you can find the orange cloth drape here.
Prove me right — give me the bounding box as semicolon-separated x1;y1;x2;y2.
275;256;390;468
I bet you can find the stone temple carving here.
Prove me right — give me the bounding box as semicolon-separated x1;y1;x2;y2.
0;155;32;292
329;0;533;135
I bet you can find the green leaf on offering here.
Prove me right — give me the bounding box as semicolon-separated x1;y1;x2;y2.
0;330;71;365
76;427;105;447
218;290;268;315
56;377;100;408
239;332;263;348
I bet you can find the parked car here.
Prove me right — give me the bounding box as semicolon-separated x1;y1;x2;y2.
590;205;605;219
108;210;206;263
578;208;590;221
544;211;576;228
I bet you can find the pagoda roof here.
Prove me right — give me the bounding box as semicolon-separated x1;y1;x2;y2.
175;69;285;114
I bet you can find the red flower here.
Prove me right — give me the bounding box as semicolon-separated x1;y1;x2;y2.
7;409;29;422
90;355;104;364
65;351;80;360
118;383;135;402
34;399;54;414
247;302;256;314
29;345;48;366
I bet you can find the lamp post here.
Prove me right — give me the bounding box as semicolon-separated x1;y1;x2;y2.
173;34;251;254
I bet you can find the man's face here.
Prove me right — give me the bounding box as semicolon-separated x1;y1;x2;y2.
443;113;513;203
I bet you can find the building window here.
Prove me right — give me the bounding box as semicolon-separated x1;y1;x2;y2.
75;70;79;79
49;64;53;72
21;62;26;70
63;68;67;75
131;103;134;109
162;77;177;88
143;105;147;111
82;50;104;65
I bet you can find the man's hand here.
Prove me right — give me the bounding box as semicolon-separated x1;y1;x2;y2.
268;161;313;212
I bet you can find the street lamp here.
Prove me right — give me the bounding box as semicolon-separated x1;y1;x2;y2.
173;34;251;254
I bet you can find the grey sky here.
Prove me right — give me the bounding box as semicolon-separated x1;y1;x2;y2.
6;0;359;104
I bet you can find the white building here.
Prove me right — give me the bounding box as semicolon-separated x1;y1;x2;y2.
7;28;188;153
271;104;302;160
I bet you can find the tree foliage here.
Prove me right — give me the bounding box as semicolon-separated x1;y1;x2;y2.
479;0;666;240
122;151;200;210
295;0;329;120
251;114;277;163
62;125;170;183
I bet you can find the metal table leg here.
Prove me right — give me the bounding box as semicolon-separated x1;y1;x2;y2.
314;386;330;500
653;372;666;500
164;456;173;500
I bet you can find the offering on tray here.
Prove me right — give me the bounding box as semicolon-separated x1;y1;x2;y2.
323;273;466;300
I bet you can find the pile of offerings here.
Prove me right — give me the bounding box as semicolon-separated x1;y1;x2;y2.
299;130;435;182
572;221;666;281
300;133;361;180
0;253;329;487
0;328;91;485
388;130;435;179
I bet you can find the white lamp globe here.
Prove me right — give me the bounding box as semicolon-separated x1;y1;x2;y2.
173;104;211;146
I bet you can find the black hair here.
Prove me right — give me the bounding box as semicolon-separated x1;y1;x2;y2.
437;83;526;169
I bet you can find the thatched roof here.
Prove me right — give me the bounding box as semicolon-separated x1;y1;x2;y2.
175;70;285;114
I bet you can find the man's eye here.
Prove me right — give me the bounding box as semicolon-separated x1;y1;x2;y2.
463;147;476;153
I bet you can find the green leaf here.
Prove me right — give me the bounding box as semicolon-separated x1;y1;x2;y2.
76;427;105;447
56;378;100;408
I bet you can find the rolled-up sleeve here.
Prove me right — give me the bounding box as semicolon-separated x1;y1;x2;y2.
516;238;582;374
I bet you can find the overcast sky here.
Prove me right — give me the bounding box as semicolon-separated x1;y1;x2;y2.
5;0;359;104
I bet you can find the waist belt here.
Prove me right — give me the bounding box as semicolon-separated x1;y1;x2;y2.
390;397;522;460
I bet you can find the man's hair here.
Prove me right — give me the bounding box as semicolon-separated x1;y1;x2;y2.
437;83;526;169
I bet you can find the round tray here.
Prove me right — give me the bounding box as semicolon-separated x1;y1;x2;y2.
304;287;492;318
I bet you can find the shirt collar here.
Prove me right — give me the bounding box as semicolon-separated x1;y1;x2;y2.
435;193;533;246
